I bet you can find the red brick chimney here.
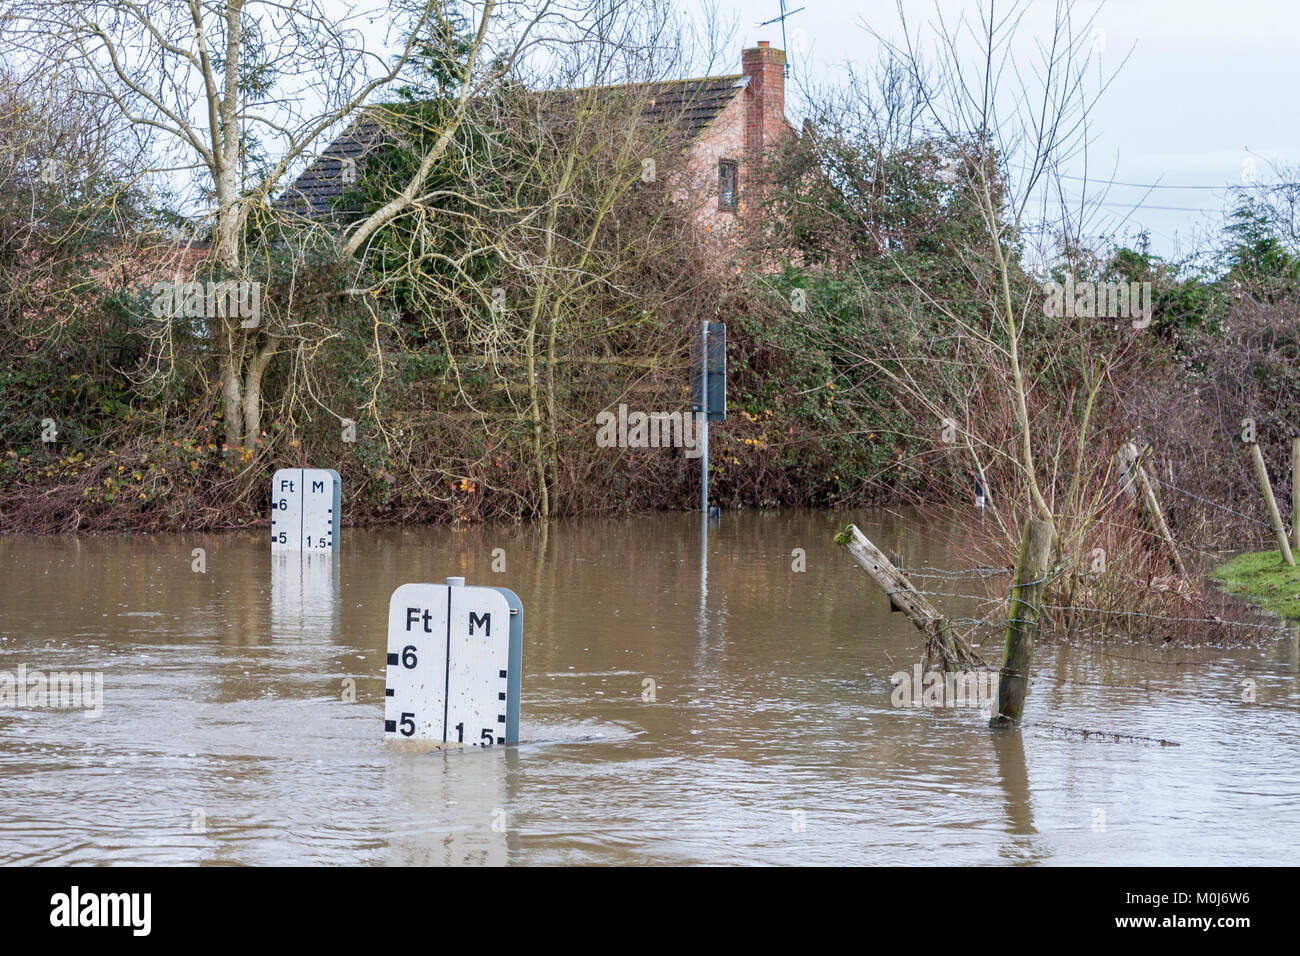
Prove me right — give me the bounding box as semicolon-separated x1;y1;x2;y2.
742;41;786;155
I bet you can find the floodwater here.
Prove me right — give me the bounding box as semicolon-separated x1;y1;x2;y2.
1;510;1298;865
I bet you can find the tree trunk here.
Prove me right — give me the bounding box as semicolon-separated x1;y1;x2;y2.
524;299;549;520
219;317;245;449
242;336;279;446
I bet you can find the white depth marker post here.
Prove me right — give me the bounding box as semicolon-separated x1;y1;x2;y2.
384;578;523;747
271;468;341;552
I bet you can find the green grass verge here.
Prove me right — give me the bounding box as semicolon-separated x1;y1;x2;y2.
1211;549;1300;620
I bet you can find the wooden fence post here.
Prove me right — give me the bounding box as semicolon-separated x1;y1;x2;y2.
1250;442;1295;566
1291;438;1299;552
1122;441;1187;578
990;519;1054;728
1134;453;1187;579
835;524;983;672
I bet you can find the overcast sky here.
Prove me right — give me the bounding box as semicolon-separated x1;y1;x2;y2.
679;0;1300;263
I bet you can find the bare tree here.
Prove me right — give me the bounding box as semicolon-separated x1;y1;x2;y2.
328;0;725;517
0;0;568;448
759;1;1209;627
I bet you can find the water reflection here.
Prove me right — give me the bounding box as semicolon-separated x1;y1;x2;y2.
270;552;340;642
991;729;1038;855
384;747;519;866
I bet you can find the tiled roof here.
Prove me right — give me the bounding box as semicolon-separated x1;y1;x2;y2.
273;116;390;222
274;74;747;222
634;74;745;141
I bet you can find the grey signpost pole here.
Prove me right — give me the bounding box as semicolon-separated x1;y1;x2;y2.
699;322;710;637
700;321;710;514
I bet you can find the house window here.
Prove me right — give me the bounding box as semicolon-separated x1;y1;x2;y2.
718;159;738;211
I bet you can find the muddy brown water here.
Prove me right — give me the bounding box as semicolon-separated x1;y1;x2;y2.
1;509;1298;865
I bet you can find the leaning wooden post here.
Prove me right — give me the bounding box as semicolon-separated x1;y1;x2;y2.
1291;437;1300;552
990;519;1054;728
835;524;982;672
1250;442;1296;566
1115;443;1138;502
1125;442;1187;578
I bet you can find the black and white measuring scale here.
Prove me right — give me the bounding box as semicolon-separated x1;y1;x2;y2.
383;577;522;747
270;468;341;552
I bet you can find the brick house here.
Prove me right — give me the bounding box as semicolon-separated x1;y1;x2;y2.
279;42;792;243
675;40;791;236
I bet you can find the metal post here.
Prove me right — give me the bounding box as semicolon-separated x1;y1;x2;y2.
700;321;709;514
699;501;709;632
